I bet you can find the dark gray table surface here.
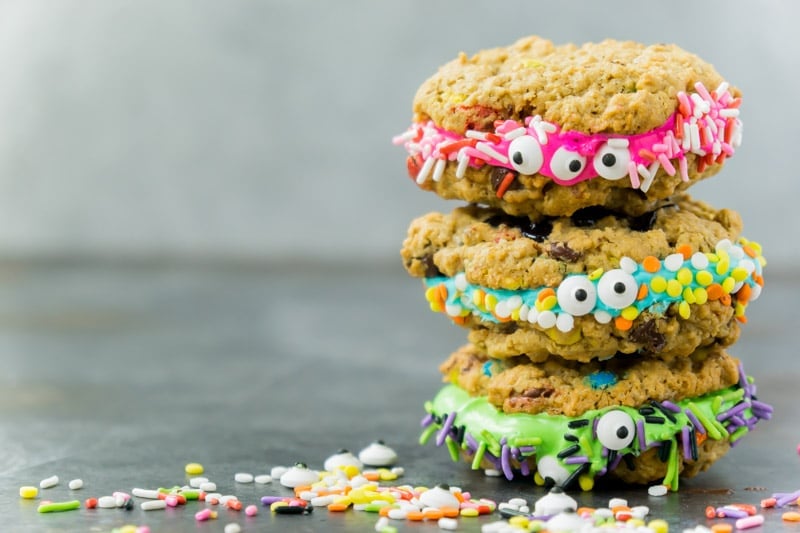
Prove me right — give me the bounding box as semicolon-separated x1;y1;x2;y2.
0;260;797;532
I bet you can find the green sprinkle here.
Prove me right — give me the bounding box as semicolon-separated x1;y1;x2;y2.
379;526;398;533
747;376;755;384
38;500;81;513
419;424;437;445
180;489;200;500
510;437;542;447
445;436;460;462
687;403;723;440
720;388;746;403
730;426;749;443
579;435;593;456
364;503;388;512
471;441;487;470
712;395;722;413
423;401;433;413
480;430;501;457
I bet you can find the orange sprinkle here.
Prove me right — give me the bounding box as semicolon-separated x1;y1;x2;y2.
378;506;392;517
711;523;733;533
675;115;684;139
612;506;632;514
704;152;716;166
736;315;748;324
637;284;649;300
743;245;757;258
715;152;727;165
706;284;724;300
477;504;492;515
327;503;349;512
705;506;717;519
761;497;777;508
638;148;656;162
720;294;731;306
783;511;800;522
537;288;556;302
736;284;752;303
453;491;465;503
615;316;633;331
642;256;661;273
677;244;693;259
363;472;380;482
294;485;312;496
438;138;477;155
577;507;595;516
440;507;460;518
495;172;517;199
730;503;757;516
423;509;443;520
754;274;764;286
696;432;708;446
452;316;467;326
406;510;425;521
437;283;448;305
731;97;742;108
227;500;242;511
698;157;707;173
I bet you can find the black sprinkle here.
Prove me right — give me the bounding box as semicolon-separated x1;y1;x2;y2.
645;415;666;424
500;507;529;519
454;425;466;445
564;434;579;442
623;454;636;470
651;401;677;423
557;444;581;459
275;505;306;515
658;440;672;463
607;449;618;465
561;462;590;490
638;407;656;415
568;419;590;429
689;427;699;461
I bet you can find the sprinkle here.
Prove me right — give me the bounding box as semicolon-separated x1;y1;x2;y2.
39;475;59;489
37;500;81;513
185;463;204;475
141;500;167;511
648;485;668;497
68;479;83;490
234;472;254;483
734;514;764;529
19;486;38;499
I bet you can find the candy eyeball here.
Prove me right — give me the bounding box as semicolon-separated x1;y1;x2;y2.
279;462;319;488
596;410;636;451
358;440;398;467
593;142;632;180
508;135;544;175
549;147;586;183
419;484;460;509
324;449;363;472
536;455;570;486
597;269;638;310
556;276;597;316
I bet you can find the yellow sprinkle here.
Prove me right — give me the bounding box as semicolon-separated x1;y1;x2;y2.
621;306;639;321
722;276;736;293
19;486;38;499
445;91;467;103
749;241;763;254
332;496;352;506
378;469;397;482
185;463;204;475
650;276;667;293
678;301;691;319
706;252;719;263
676;267;693;285
578;474;594;491
647;518;669;533
118;527;137;533
540;295;557;310
588;268;604;281
735;302;746;317
511;309;520;320
460;508;479;517
545;327;582;345
533;472;545;486
666;279;683;298
683;287;696;304
342;465;360;479
509;515;530;528
627;518;646;527
731;267;748;282
414;486;429;493
270;501;288;512
485;293;497;311
716;258;730;276
696;271;714;286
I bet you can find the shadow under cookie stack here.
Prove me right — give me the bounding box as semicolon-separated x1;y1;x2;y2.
394;36;770;491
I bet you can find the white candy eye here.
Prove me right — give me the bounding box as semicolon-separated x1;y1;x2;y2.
556;276;597;316
550;147;586;182
593;142;631;180
596;410;635;451
597;269;638;309
508;135;544;175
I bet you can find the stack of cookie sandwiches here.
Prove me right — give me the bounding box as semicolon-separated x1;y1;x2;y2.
395;36;770;491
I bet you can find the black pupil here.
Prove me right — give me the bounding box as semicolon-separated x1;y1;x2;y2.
513;152;524;165
574;288;587;302
568;160;582;173
602;153;617;167
616;426;629;439
614;282;626;294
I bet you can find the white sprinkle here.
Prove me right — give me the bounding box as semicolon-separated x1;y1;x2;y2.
526;307;538;324
716;239;733;253
298;490;318;501
518;304;529;322
115;494;127;507
593;508;614;519
445;303;463;317
641;161;659;193
506;295;522;310
519;505;530;514
493;301;510;319
648;484;668;497
205;492;222;502
388;508;407;520
620;256;638;274
39;475;59;489
132;488;160;499
270;466;288;478
432;158;447;182
141;500;167;511
219;495;238;505
716;81;729;96
689;123;701;152
749;284;762;302
455;149;470;179
484;468;502;477
632;505;650;518
97;496;117;508
663;253;685;272
454;273;468;292
416;156;436;184
393;129;418;143
738;258;756;274
465;130;489;140
311;495;335;507
503;127;526;140
200;482;217;492
607;138;629;148
719;108;739;118
475;142;508;164
224;524;242;533
438;517;459;530
234;472;254;483
189;477;208;488
374;517;390;532
498;502;519;512
508;497;527;507
391;467;404;476
254;474;272;484
594;310;612;324
537;310;557;329
555;313;574;333
681;124;692;150
690;252;709;270
68;479;83;490
608;497;628;509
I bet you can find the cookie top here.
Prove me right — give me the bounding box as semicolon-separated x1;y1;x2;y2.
440;344;740;417
395;37;742;217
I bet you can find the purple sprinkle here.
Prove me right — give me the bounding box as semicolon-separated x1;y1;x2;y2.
501;444;514;480
608;454;623;472
681;427;692;461
601;446;608;458
636;419;647;450
737;362;747;389
751;400;774;414
717;401;748;421
420;413;434;428
776;491;800;507
261;496;285;505
564;456;590;465
435;411;456;447
660;400;681;413
729;415;746;428
465;434;479;452
520;460;530;476
749;383;757;396
597;467;607;477
483;450;501;468
518;446;536;455
718;506;747;519
684;408;706;434
500;436;507;446
592;417;599;439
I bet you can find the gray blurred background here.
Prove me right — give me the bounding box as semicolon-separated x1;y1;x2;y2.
0;0;796;268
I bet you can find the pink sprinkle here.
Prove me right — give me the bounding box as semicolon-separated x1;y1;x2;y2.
627;160;640;189
136;528;150;533
678;156;689;182
735;514;764;529
657;153;676;175
195;508;212;521
245;504;258;516
165;495;179;507
677;92;692;116
694;81;713;102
